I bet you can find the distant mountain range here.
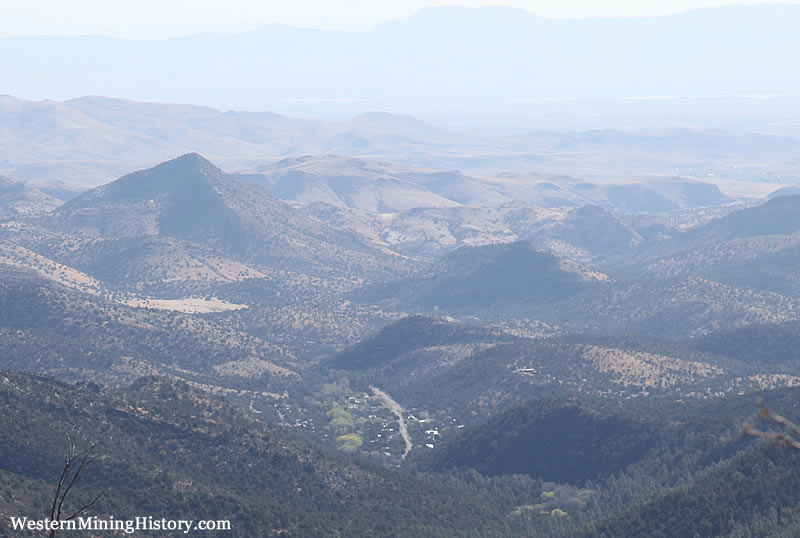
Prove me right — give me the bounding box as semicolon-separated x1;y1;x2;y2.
237;154;736;214
299;196;706;261
3;5;800;111
2;153;798;342
237;155;503;211
2;94;799;194
0;95;465;184
1;152;799;366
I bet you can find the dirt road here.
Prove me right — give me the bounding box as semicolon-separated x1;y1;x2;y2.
370;386;413;459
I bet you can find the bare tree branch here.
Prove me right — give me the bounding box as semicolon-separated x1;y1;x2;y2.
56;444;98;520
64;490;105;522
48;433;73;523
48;433;105;538
742;398;800;450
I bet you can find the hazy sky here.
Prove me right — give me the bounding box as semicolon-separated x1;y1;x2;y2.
1;0;796;38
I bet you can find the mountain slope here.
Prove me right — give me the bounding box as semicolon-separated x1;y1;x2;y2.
618;197;800;296
580;440;800;537
425;399;664;483
569;276;800;337
632;233;800;297
0;280;297;388
358;241;608;309
238;154;508;211
325;315;515;372
687;195;800;243
415;390;800;537
322;316;770;419
0;370;520;537
303;201;663;262
34;153;406;279
0;176;62;218
689;320;800;371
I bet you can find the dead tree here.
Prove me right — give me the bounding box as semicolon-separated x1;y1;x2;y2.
48;434;104;538
742;399;800;449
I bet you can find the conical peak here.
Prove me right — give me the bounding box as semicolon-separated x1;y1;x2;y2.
155;153;220;176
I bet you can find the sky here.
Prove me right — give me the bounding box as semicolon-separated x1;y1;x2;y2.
0;0;796;38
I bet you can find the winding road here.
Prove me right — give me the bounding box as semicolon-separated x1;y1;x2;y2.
370;386;413;459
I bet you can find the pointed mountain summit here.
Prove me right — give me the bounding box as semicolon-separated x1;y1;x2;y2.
82;152;221;200
42;154;402;276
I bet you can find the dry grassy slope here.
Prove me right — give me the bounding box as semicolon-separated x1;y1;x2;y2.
0;226;271;291
577;344;725;389
0;237;102;294
242;154;508;211
0;281;298;387
0;176;62;218
301;201;651;261
242;153;742;216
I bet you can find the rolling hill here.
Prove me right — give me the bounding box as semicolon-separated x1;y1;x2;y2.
616;196;800;297
0;176;61;218
356;241;608;310
236;154;507;211
322;315;775;417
